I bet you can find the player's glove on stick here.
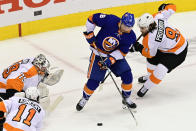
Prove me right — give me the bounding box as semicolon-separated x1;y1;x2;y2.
98;56;116;70
83;31;96;45
0;111;5;124
129;42;144;53
158;3;174;11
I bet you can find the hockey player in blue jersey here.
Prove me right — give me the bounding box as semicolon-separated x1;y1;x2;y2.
76;12;137;111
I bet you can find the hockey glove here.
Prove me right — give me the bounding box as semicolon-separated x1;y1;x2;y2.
42;67;64;86
0;111;5;125
129;45;136;52
98;56;116;70
83;31;96;45
129;42;144;53
158;3;173;11
0;117;5;125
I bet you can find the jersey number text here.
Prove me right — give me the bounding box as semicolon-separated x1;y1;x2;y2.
12;104;36;126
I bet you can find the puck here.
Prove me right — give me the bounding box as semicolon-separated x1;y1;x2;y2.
97;123;103;126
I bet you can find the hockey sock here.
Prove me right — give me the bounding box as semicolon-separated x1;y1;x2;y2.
144;64;168;89
120;71;133;98
83;79;99;100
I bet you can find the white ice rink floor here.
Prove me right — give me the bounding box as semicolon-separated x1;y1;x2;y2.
0;11;196;131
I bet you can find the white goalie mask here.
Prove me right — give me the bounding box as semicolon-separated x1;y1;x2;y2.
137;13;155;28
32;54;50;75
25;86;40;102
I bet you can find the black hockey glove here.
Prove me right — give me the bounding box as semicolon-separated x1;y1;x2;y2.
129;42;144;53
83;31;96;45
0;111;5;125
0;117;5;125
158;3;173;11
129;45;136;52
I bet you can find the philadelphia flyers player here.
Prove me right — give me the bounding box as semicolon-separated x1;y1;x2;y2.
130;3;188;97
0;87;45;131
76;12;137;111
0;54;63;101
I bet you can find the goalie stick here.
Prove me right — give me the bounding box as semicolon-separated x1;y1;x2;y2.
47;95;64;114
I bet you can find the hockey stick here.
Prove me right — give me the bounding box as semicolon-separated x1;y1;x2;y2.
92;43;138;126
98;70;110;92
0;96;4;101
100;33;143;85
47;95;64;113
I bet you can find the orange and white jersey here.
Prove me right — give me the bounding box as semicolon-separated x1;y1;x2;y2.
141;4;188;58
0;96;45;131
0;58;43;93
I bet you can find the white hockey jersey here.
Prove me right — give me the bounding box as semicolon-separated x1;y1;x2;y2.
0;96;45;131
0;58;43;93
141;4;187;58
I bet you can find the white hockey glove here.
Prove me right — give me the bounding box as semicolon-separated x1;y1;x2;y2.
42;67;64;86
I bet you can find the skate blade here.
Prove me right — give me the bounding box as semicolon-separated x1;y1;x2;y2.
122;105;137;113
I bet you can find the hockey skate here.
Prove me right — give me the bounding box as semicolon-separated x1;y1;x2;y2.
76;98;88;111
122;97;137;109
138;75;148;83
137;86;149;97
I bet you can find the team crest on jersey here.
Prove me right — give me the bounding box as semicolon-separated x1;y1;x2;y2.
102;37;119;51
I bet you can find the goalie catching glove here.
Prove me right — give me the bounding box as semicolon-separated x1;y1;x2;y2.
42;67;64;86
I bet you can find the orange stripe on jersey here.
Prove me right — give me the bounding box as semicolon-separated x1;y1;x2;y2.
149;73;161;84
4;123;24;131
0;82;6;89
142;34;153;58
7;78;24;92
87;53;95;78
96;47;110;54
121;83;132;91
165;4;176;12
161;34;185;53
88;15;94;24
119;50;127;57
147;68;154;74
0;101;7;112
152;12;160;18
23;66;38;78
6;67;37;91
83;84;94;95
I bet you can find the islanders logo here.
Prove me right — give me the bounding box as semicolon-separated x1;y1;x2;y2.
102;37;119;51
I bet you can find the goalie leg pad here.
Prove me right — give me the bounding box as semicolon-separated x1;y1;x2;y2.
39;96;50;110
38;83;49;98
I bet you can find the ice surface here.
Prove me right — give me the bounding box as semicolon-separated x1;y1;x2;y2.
0;11;196;131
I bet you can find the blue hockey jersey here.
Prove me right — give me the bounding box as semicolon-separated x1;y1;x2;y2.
88;13;136;57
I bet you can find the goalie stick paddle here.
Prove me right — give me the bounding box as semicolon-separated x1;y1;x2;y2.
100;33;143;85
